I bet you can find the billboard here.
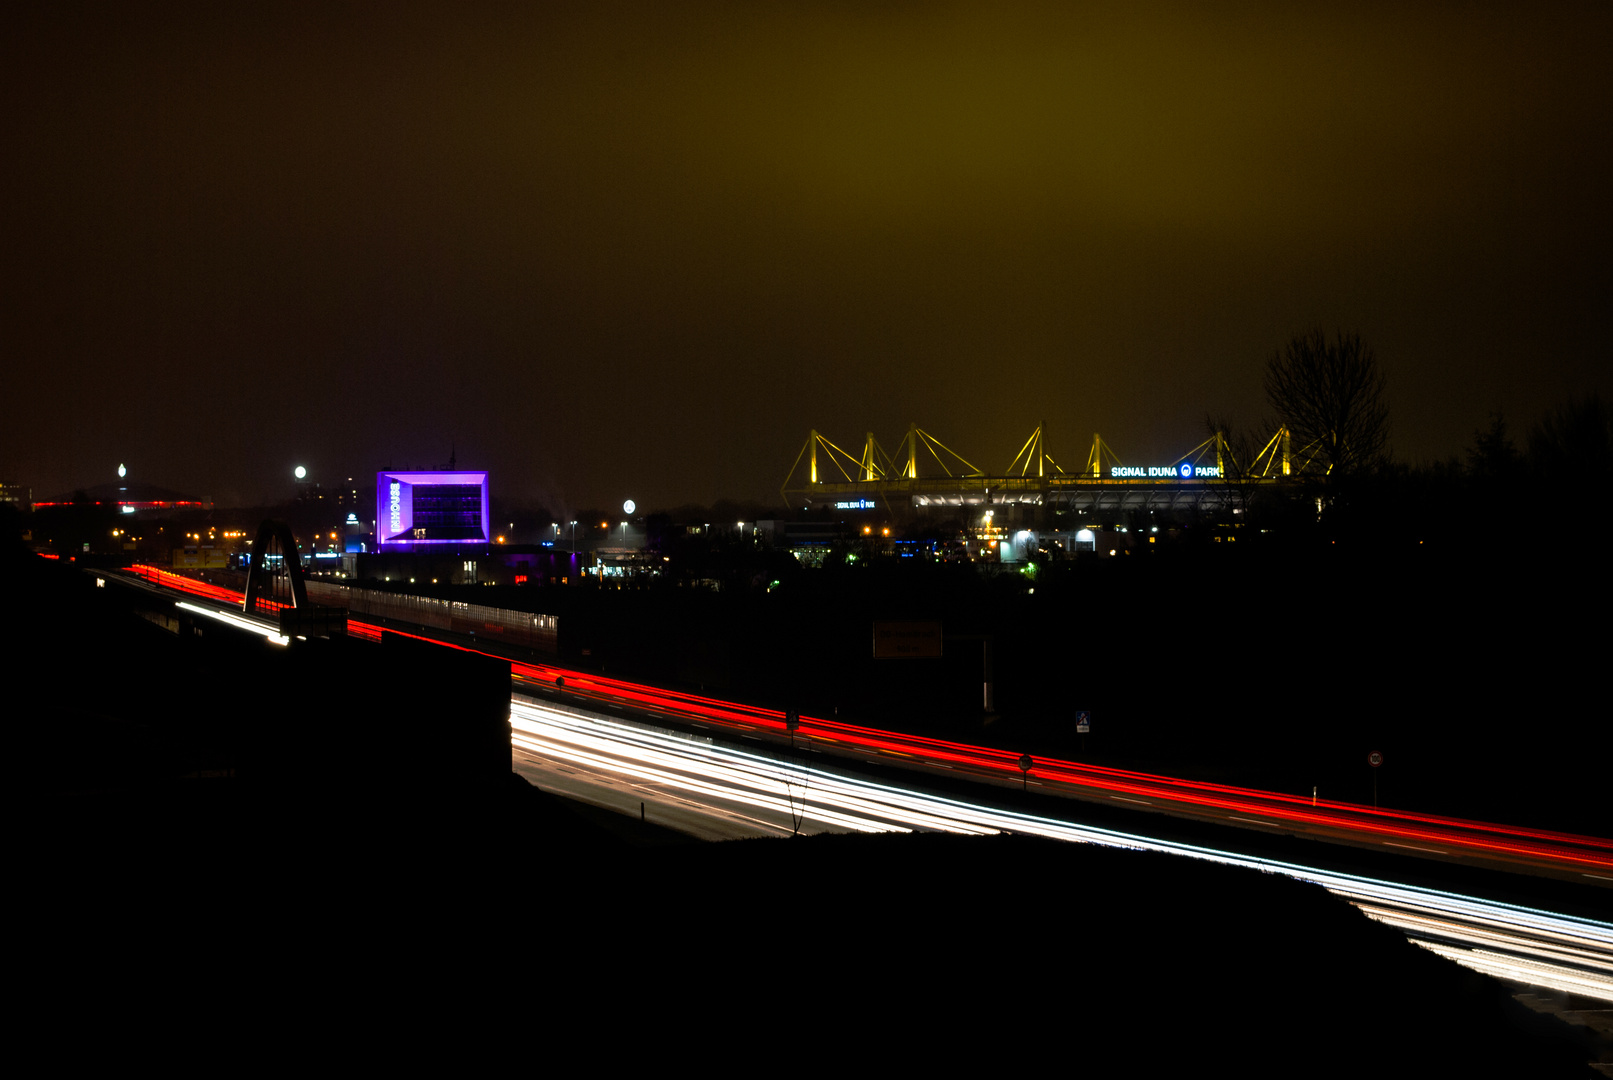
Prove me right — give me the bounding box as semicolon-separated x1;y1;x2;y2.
376;470;490;549
872;621;943;659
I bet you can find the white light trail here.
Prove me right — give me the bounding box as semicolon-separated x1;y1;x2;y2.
512;700;994;835
1352;902;1613;1000
1410;941;1612;1000
148;586;1612;1001
511;695;1613;1002
175;601;288;645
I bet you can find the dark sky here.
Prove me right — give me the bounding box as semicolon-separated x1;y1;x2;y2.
5;3;1609;512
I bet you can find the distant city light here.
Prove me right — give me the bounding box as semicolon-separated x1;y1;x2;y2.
294;465;307;480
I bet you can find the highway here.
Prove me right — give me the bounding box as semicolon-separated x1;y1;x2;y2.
123;562;1613;883
116;564;1613;1002
507;693;1613;1003
123;564;1613;875
500;658;1613;885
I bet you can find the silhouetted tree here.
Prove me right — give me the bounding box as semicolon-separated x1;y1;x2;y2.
1263;330;1389;478
1465;411;1523;483
1526;392;1611;480
1205;414;1270;521
1526;393;1611;534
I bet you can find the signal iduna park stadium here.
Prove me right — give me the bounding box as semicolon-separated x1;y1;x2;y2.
781;423;1313;520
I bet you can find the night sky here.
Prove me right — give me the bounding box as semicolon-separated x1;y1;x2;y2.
5;4;1608;512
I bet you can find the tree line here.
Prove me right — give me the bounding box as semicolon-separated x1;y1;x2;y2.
1238;329;1610;545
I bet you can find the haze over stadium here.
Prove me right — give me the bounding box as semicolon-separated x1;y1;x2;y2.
3;3;1608;510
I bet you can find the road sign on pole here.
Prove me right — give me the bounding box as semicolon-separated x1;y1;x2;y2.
1076;710;1090;734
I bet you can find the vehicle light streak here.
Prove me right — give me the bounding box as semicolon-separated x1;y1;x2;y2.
1410;942;1612;1001
174;601;287;645
492;658;1613;870
1347;901;1613;999
123;569;1613;875
513;694;1613;1003
97;569;1613;1001
130;565;246;605
511;701;993;836
513;726;901;834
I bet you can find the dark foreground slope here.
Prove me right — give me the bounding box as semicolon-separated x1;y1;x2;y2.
5;547;1600;1074
20;783;1602;1076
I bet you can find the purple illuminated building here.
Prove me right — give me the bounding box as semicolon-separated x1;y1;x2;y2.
376;470;490;551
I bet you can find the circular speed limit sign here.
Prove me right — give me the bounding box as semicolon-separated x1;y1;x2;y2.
1367;750;1384;768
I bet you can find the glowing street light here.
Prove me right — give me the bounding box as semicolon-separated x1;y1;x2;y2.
294;465;307;480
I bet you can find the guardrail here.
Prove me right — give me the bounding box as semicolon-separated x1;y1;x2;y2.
303;580;558;654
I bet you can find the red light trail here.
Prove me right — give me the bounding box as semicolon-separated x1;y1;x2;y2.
123;564;1613;877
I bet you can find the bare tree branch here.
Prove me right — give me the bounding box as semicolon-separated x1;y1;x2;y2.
1263;330;1389;477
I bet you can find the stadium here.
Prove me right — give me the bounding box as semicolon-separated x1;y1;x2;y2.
781;423;1312;521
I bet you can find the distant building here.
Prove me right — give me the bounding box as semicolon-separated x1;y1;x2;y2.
0;482;31;513
172;546;230;570
355;546;587;587
295;476;364;511
34;480;210;514
754;520;850;566
375;470;490;552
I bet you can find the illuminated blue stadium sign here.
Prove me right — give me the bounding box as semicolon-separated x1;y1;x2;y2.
835;498;877;509
1109;464;1222;479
